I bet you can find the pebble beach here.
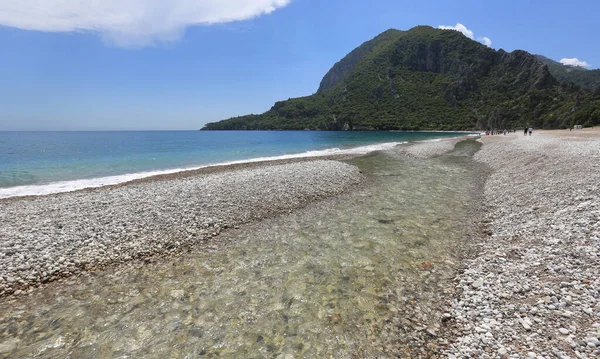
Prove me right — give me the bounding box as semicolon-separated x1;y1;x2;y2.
0;129;599;358
444;128;600;359
0;160;363;297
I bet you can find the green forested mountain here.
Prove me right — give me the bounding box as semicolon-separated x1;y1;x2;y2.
203;26;600;131
534;55;600;92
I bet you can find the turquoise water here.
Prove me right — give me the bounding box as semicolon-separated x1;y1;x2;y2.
0;131;466;194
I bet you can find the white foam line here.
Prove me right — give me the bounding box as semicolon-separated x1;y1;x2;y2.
0;141;408;199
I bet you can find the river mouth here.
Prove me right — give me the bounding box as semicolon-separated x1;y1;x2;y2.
0;140;486;358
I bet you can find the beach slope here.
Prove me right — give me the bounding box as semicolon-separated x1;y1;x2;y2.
445;129;600;358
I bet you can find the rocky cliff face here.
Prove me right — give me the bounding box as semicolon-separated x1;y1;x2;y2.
203;26;600;131
317;29;402;92
498;50;556;90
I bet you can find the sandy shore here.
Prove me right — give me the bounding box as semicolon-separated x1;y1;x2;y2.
444;128;600;358
0;159;364;297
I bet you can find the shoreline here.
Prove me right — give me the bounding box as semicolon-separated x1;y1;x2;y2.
0;133;474;200
0;144;395;200
0;135;471;299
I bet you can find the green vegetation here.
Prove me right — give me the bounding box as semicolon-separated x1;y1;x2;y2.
203;26;600;131
535;55;600;92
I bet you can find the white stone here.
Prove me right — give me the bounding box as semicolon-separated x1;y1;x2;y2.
169;290;185;300
472;278;484;289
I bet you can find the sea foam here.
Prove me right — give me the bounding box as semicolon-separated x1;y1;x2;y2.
0;141;407;199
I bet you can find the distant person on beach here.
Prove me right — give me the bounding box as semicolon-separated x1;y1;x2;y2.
524;127;528;136
528;127;533;136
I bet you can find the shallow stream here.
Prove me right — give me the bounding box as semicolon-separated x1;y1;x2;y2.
0;140;484;358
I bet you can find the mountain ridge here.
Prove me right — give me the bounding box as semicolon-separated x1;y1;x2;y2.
534;55;600;92
203;26;600;131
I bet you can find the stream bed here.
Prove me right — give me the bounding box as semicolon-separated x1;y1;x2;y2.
0;140;486;358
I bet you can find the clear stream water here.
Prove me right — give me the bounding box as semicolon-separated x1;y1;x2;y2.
0;140;484;358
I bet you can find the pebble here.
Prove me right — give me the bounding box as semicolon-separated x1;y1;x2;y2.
169;290;184;300
443;131;600;358
0;160;364;297
472;278;484;288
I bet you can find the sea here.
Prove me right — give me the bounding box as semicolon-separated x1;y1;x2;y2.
0;130;469;198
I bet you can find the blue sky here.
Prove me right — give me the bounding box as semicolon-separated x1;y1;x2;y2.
0;0;598;130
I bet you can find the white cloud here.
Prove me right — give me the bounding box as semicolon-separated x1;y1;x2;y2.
560;58;590;68
477;36;492;47
438;23;474;40
0;0;291;48
438;23;492;47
